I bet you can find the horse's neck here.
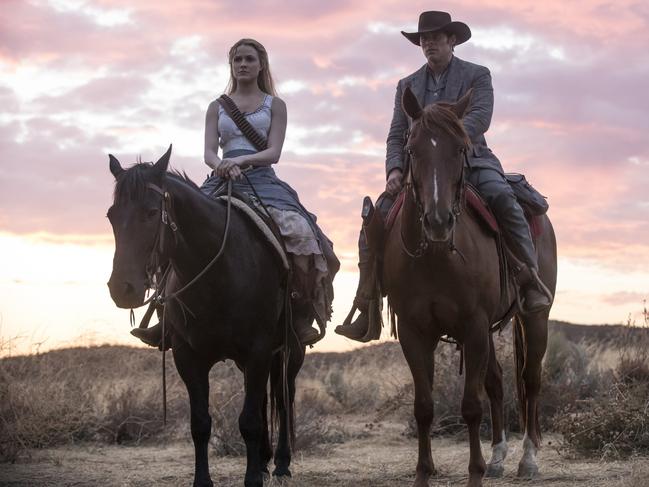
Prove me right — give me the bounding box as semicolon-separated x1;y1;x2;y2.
167;178;227;271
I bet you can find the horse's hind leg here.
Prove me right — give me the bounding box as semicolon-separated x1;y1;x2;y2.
484;334;508;478
462;322;490;487
272;336;305;478
515;313;548;478
399;323;437;487
173;345;214;487
240;354;272;487
259;390;272;478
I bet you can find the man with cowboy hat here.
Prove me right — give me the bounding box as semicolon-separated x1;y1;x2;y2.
335;11;552;342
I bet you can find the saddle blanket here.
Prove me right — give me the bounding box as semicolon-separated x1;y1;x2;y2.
216;196;290;271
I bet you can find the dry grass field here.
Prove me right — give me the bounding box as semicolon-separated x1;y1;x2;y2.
1;320;648;486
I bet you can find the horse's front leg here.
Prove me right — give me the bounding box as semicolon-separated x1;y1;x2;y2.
462;322;490;487
241;353;272;487
399;322;437;487
173;344;213;487
484;333;508;478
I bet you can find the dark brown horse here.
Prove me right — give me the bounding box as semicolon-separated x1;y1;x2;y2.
107;147;304;487
383;87;557;487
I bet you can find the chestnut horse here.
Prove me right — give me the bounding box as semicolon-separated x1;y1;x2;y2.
107;147;304;487
383;87;557;487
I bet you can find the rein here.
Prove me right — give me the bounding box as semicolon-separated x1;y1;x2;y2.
133;179;234;425
144;179;234;305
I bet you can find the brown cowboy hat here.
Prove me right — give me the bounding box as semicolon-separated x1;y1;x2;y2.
401;11;471;46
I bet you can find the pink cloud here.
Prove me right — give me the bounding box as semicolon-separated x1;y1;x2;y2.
3;0;649;275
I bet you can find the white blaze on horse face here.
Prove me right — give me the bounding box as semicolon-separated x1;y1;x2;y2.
430;137;438;147
433;168;439;205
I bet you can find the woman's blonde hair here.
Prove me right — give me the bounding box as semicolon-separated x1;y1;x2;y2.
225;38;277;96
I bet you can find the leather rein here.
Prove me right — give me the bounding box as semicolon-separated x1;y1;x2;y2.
139;179;234;308
132;179;234;425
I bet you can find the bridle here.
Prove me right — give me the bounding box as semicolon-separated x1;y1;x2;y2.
125;179;234;425
139;179;234;307
400;142;467;260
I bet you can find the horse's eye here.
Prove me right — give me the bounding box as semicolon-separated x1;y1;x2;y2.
146;208;159;220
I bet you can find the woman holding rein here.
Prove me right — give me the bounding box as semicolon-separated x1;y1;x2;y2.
133;38;338;348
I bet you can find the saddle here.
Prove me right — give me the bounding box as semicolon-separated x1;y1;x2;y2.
385;184;544;239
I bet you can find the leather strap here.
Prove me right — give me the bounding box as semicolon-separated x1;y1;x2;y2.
218;94;268;152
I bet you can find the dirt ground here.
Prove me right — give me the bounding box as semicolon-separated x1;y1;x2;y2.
2;422;647;487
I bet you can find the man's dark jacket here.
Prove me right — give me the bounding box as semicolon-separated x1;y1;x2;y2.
385;56;504;177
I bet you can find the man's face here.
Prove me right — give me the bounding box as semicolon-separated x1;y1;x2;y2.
420;31;455;65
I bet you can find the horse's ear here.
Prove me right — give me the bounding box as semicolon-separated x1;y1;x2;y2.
451;89;473;119
402;86;422;120
153;144;172;172
109;154;124;179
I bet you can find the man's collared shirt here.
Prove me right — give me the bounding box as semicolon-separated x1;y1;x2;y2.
424;55;454;106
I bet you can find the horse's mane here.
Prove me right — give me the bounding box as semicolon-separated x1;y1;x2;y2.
113;161;200;204
420;103;472;149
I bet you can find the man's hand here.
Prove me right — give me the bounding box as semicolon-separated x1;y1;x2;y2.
386;168;403;195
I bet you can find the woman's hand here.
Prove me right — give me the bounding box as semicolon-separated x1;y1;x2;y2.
216;156;245;180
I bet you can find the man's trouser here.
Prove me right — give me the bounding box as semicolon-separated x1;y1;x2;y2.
466;167;538;269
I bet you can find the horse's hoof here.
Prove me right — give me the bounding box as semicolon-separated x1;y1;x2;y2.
485;462;504;478
517;461;539;479
192;480;214;487
272;467;292;478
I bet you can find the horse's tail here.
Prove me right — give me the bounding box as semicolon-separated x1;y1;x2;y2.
513;314;528;432
270;342;296;449
270;292;302;455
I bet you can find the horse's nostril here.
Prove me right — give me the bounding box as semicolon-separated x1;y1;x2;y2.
124;281;136;296
426;213;444;228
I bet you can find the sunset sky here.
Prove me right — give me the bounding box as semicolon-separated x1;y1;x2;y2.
2;0;648;356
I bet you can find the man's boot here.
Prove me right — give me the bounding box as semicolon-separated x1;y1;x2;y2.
131;323;170;351
336;195;387;342
334;260;377;341
486;184;552;315
516;265;553;314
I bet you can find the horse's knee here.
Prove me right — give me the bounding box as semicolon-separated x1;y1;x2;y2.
462;397;482;424
239;411;262;441
191;413;211;443
414;397;434;425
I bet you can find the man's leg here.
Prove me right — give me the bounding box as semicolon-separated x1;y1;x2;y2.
467;168;551;313
335;193;395;341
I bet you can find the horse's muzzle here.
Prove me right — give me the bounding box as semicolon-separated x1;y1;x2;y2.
107;277;146;309
423;210;454;242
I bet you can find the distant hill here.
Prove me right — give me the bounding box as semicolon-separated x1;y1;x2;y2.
0;320;645;366
548;320;648;344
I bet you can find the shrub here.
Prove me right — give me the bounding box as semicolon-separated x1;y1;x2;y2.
555;319;649;457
